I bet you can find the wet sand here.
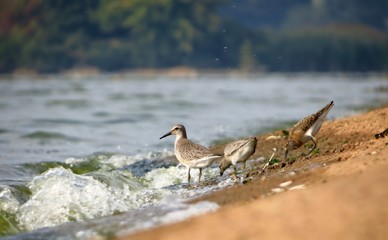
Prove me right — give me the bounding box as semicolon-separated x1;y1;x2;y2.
120;106;388;240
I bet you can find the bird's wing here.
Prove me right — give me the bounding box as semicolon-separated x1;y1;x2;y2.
291;101;334;136
224;138;256;156
178;139;219;161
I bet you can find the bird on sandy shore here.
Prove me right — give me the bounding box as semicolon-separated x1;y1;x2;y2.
284;101;334;161
219;137;257;179
159;124;221;188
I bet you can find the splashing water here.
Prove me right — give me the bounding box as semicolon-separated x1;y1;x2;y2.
1;152;229;238
18;167;135;230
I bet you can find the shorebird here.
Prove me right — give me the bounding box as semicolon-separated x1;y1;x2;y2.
284;101;334;161
219;137;257;179
159;124;221;188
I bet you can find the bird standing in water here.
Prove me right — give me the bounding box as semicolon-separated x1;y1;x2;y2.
160;124;221;188
219;137;257;179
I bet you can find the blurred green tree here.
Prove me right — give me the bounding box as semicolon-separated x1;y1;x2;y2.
91;0;225;68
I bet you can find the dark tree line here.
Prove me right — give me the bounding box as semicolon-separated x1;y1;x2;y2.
0;0;387;73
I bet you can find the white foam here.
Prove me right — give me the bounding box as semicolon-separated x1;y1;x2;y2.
100;150;174;169
0;186;20;213
13;154;222;233
64;157;87;164
159;201;219;224
116;201;219;237
17;167;138;230
144;165;219;190
64;150;174;170
144;166;186;189
217;177;236;188
102;154;139;168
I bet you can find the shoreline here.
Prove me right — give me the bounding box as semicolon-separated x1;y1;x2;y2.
3;67;388;80
120;106;388;240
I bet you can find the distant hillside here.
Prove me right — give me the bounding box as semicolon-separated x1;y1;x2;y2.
1;0;387;74
219;0;388;30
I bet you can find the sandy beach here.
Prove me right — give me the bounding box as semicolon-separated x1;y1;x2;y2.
120;106;388;240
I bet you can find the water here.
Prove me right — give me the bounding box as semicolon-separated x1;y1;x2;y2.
0;73;387;239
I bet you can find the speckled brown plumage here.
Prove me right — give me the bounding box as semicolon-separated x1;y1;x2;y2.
220;137;257;178
285;101;334;161
160;124;221;188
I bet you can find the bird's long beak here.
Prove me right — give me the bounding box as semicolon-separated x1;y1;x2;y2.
219;165;224;176
284;149;289;161
159;131;172;140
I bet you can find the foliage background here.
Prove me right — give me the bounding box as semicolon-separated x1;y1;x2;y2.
1;0;387;73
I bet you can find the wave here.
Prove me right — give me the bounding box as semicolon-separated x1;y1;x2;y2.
2;200;219;240
46;99;89;109
32;119;87;125
22;131;80;141
0;151;231;238
0;129;8;134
